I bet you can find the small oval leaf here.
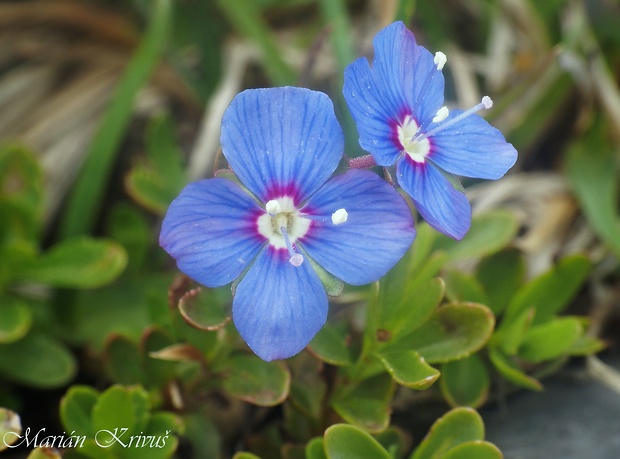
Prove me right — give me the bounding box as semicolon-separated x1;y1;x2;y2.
377;349;440;390
309;323;354;366
219;355;290;406
440;354;490;408
178;287;230;331
324;424;391;459
443;441;503;459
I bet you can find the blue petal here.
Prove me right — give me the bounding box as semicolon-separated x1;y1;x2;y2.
220;87;343;205
397;158;471;240
160;178;265;287
343;58;402;166
371;21;445;125
428;110;518;179
233;247;328;361
300;170;415;285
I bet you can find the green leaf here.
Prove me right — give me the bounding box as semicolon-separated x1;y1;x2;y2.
59;0;173;238
60;385;99;438
0;296;32;343
0;143;43;242
494;307;535;356
306;254;344;297
106;203;151;272
410;408;484;459
442;441;503;459
488;346;542;391
377;349;440;390
440;354;490;408
182;413;221;459
568;335;606;356
376;277;444;342
138;412;183;459
18;238;127;288
443;270;489;305
178;286;231;331
305;437;328;459
104;335;144;385
396;303;495;364
233;453;262;459
324;424;391;459
0;408;21;451
331;373;393;433
432;211;519;261
219;355;290;406
309;323;354;366
503;254;591;325
518;317;583;363
125;167;178;215
566;126;620;256
476;249;525;315
92;386;150;439
0;332;76;388
141;327;177;387
145;113;186;188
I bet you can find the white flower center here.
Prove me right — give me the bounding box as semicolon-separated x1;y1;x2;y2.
257;197;311;266
398;115;430;163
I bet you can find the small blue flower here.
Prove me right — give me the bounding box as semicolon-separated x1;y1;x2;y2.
343;21;518;240
160;87;415;361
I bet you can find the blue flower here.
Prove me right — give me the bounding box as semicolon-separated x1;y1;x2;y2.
160;87;415;361
343;21;518;240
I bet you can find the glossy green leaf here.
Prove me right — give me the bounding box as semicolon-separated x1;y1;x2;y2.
568;335;606;356
60;385;99;438
104;335;144;385
0;296;32;343
232;453;262;459
432;211;519;261
410;408;484;459
567;128;620;256
219;355;290;406
17;238;127;288
440;354;490;408
519;317;583;363
443;270;489;305
145;113;186;188
373;427;409;459
139;412;183;459
0;408;21;451
331;373;393;433
396;303;495;364
476;249;525;315
503;254;590;325
377;349;440;390
309;323;354;366
0;333;76;388
488;346;542;391
376;277;444;342
92;385;150;439
305;437;328;459
494;307;535;356
178;286;230;331
324;424;391;459
60;0;172;238
442;441;503;459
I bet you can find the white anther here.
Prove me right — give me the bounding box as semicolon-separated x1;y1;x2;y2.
331;209;348;225
289;253;304;267
432;106;449;123
481;96;493;109
266;199;281;215
434;52;447;70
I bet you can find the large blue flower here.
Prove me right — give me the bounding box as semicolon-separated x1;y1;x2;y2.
160;87;415;361
343;21;517;240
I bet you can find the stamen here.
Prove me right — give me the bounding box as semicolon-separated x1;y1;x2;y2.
266;199;281;216
415;96;494;142
331;209;348;225
280;225;304;267
413;50;448;117
434;51;447;70
432;106;449;123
